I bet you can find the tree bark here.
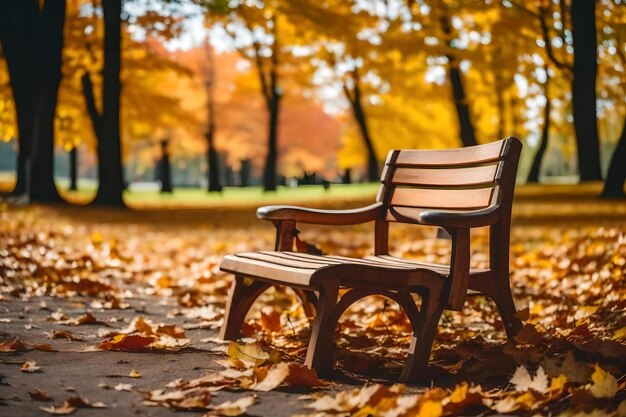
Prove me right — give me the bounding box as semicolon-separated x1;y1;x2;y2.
440;12;478;148
82;0;125;207
205;44;222;192
527;73;551;183
0;0;64;201
30;0;65;203
571;0;602;181
69;147;78;191
263;93;281;191
158;140;172;194
601;118;626;198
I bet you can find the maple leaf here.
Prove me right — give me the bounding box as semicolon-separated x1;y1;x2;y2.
260;310;282;332
588;365;618;399
510;366;548;393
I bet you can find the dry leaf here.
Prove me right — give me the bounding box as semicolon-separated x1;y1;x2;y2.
588;365;618;399
98;334;155;351
21;361;41;373
0;338;27;352
510;366;548;393
29;389;53;402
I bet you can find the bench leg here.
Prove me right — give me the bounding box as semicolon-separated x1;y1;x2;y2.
492;284;522;340
304;282;339;377
220;275;271;340
400;290;444;383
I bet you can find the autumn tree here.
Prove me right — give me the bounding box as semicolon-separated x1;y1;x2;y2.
0;0;65;202
509;0;602;181
197;1;286;191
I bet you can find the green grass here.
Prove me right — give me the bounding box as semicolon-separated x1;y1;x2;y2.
59;183;380;208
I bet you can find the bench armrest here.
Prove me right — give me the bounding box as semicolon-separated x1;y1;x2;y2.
417;205;501;229
257;202;383;225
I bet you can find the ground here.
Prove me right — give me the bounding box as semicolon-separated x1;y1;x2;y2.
0;183;625;417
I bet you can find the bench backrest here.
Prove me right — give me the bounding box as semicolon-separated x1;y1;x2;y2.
374;137;522;256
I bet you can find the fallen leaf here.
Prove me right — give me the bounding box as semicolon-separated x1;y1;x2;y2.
0;338;27;352
99;334;155;351
588;365;618;398
227;341;270;366
510;366;548;393
114;383;133;392
21;361;41;373
29;389;53;402
31;343;57;352
206;395;256;416
251;363;290;391
260;310;282;332
47;330;82;341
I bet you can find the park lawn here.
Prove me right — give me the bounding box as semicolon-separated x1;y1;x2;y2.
58;183;381;208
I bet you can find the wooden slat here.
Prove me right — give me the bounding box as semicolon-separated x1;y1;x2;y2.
390;187;494;209
390;164;499;187
394;140;505;167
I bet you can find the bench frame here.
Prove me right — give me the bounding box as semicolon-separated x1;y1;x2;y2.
220;137;523;382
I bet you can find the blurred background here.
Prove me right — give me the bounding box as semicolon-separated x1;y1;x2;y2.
0;0;624;207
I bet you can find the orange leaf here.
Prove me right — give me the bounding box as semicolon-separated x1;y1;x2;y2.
260;311;282;332
0;339;27;352
99;334;155;351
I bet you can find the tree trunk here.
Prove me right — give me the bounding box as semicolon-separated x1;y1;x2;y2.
350;96;378;182
69;147;78;191
263;93;281;191
527;74;551;183
440;12;478;148
345;70;378;182
601;118;626;198
29;0;65;203
159;139;172;193
205;44;222;192
0;0;64;200
83;0;125;207
207;131;221;192
571;0;602;181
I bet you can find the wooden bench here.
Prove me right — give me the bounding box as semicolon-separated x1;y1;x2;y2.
219;137;523;382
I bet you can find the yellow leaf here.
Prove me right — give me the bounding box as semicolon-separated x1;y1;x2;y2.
416;400;443;417
550;374;567;395
589;365;618;398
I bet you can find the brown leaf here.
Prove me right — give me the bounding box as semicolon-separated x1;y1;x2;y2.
31;343;57;352
98;334;155;351
260;310;282;333
284;364;326;388
0;338;27;352
29;389;53;402
47;330;83;341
